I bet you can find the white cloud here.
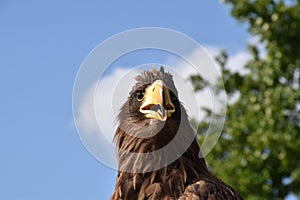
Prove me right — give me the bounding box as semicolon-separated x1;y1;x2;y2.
227;51;252;75
248;35;267;59
165;45;249;119
164;46;221;120
76;67;137;140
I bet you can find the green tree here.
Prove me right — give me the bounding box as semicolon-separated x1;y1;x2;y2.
190;1;300;199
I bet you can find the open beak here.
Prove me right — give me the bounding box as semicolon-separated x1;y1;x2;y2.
139;80;175;121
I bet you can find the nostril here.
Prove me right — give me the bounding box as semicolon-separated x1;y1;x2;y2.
166;103;175;110
141;104;161;112
141;104;153;110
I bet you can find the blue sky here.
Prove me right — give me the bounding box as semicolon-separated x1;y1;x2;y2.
0;1;252;199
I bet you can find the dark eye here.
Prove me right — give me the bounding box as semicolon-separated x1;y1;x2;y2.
136;91;145;101
170;91;177;101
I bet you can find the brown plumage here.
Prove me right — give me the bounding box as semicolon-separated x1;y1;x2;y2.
111;67;243;200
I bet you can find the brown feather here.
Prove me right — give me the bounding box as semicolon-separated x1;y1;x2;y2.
110;67;243;200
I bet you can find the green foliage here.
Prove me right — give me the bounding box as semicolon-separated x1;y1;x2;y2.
192;1;300;199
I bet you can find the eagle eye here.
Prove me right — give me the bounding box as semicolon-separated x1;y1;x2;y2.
170;91;177;101
136;91;145;101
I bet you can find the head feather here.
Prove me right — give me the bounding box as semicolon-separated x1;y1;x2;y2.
132;66;177;96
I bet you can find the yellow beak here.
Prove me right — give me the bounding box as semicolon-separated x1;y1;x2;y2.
139;80;175;121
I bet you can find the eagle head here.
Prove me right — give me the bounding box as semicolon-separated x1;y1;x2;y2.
116;66;187;142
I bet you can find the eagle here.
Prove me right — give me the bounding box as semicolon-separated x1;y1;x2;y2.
110;67;243;200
